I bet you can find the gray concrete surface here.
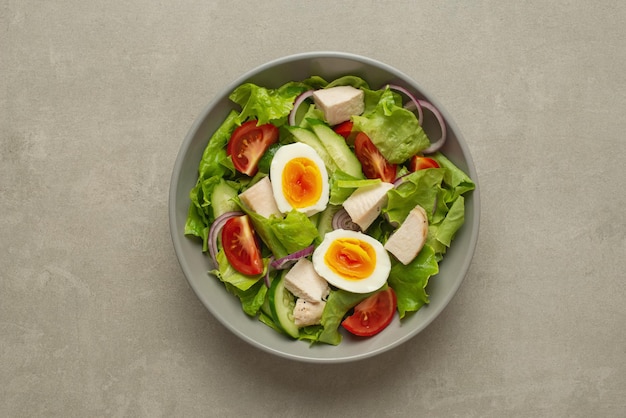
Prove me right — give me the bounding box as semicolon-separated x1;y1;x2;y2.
2;1;625;417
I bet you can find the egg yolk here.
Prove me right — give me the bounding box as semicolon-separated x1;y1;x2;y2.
281;157;323;209
324;238;376;280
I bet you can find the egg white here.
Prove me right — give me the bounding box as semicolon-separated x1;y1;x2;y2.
312;229;391;294
270;142;329;216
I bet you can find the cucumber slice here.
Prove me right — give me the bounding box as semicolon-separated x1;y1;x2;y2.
259;295;283;333
268;271;299;339
287;126;338;173
211;179;239;219
316;204;341;240
309;123;364;179
257;143;281;174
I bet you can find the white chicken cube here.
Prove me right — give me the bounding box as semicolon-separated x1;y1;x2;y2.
384;205;429;265
238;176;281;219
342;182;394;231
284;258;330;302
313;86;365;126
293;299;326;327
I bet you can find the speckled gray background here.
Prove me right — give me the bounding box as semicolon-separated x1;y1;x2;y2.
2;1;625;417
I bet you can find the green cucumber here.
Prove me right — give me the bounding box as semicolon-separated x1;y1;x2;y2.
257;143;281;174
309;122;364;179
211;179;239;219
268;271;299;338
316;204;341;240
260;293;273;318
287;126;338;173
259;288;283;333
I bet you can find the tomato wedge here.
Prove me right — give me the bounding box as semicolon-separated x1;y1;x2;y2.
227;120;279;176
342;288;397;337
333;121;355;142
354;132;397;183
221;215;264;276
409;155;440;171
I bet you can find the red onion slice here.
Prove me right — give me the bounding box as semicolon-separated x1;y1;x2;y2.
405;100;447;154
288;90;315;126
332;208;361;232
386;84;424;126
208;211;244;266
270;244;315;270
264;257;274;287
392;173;410;188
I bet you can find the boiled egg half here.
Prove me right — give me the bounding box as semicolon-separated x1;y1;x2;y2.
312;229;391;294
270;142;329;216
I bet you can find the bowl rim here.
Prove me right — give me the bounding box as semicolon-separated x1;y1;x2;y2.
168;51;480;363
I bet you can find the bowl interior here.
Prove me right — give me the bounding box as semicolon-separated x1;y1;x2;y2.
169;52;479;363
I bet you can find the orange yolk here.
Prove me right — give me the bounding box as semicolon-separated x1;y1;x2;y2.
324;238;376;280
281;157;323;208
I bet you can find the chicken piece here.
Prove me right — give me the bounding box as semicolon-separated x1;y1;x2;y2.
238;176;281;219
384;205;429;265
284;258;330;302
342;182;394;231
293;299;326;327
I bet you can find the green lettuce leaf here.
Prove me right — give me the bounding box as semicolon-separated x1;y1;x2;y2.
223;280;268;317
245;211;288;259
318;289;373;345
209;250;270;316
297;325;324;344
229;81;313;126
185;110;240;242
300;76;328;89
244;209;318;259
385;168;445;226
433;153;475;201
352;88;430;163
434;196;465;248
211;249;266;292
388;245;439;318
326;75;370;89
258;311;282;332
198;110;239;180
270;210;319;254
184;202;209;243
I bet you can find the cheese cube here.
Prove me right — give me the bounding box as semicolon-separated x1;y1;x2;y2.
313;86;364;126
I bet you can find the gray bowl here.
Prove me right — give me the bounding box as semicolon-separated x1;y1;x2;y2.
169;51;480;363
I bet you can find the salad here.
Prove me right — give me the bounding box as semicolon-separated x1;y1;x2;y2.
184;75;475;345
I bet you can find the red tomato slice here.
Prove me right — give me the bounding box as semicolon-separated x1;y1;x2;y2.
409;155;440;171
221;215;264;276
333;121;354;141
227;120;279;176
354;132;397;183
342;288;397;337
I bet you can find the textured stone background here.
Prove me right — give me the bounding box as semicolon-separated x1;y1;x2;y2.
2;1;625;416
